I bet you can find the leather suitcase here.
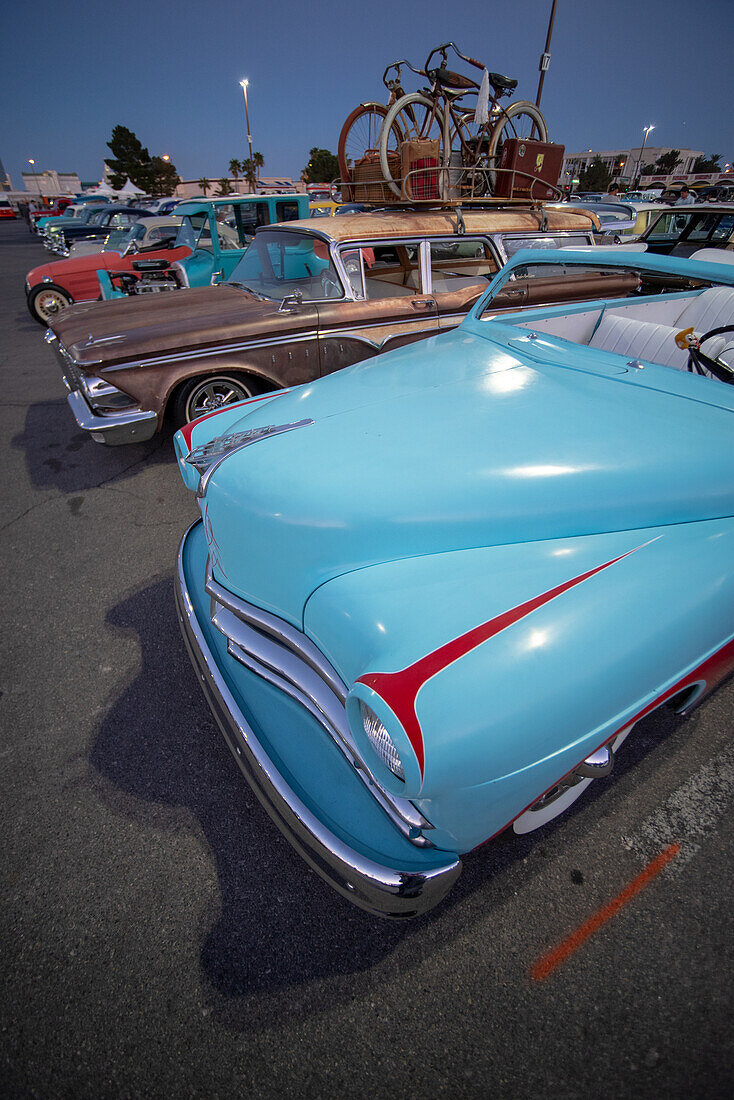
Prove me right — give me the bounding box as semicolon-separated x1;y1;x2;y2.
351;151;399;202
493;139;565;199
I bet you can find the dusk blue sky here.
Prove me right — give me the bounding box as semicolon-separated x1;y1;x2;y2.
2;0;732;187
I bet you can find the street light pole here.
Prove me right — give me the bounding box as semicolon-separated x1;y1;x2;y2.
239;79;255;193
634;124;655;186
535;0;559;109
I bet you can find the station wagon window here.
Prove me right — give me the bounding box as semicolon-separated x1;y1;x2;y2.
227;229;344;300
478;261;712;319
338;242;422;299
502;234;591;258
428;239;498;292
276;201;301;222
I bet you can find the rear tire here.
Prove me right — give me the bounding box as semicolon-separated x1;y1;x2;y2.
170;373;263;429
28;283;72;325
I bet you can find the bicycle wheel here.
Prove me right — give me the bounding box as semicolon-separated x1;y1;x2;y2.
448;110;494;197
338;102;403;195
379;92;447;198
486;100;548;190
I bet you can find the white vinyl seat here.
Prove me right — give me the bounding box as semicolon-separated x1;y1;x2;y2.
589;313;690;368
589;287;734;370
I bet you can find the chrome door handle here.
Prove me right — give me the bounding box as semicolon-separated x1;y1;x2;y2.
411;298;435;311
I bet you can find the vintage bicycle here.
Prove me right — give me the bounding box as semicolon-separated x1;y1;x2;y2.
376;43;547;199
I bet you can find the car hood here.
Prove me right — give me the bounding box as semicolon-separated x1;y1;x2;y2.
27;251;124;288
50;285;301;366
194;327;734;628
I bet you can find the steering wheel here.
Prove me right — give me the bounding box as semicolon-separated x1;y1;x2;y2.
320;270;341;298
687;325;734;383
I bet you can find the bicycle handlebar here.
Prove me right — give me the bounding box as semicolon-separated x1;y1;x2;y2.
424;42;484;75
382;58;425;87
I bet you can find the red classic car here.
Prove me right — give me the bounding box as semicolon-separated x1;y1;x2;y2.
25;229;192;324
0;199;17;219
30;198;73;226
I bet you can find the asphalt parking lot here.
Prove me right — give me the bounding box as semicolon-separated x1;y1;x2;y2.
1;219;732;1098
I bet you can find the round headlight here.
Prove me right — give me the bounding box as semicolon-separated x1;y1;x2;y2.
359;701;405;781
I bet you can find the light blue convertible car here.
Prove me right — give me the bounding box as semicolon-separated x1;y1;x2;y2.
173;250;734;918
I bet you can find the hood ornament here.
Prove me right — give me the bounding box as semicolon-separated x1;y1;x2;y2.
187;419;314;498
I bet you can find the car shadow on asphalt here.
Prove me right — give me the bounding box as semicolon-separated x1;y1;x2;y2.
88;576;693;1032
13;398;176;493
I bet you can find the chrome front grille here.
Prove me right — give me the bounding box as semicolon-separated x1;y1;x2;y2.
205;558;434;846
57;343;83;392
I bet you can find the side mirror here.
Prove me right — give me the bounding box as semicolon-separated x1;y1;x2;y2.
278;289;303;313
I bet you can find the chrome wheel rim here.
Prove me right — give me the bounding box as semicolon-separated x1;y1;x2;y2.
185;377;251;421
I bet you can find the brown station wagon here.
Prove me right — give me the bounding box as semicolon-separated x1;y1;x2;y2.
47;206;601;445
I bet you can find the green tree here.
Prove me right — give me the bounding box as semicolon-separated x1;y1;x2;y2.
577;156;612;192
148;156;180;197
216;177;234;196
197;177;211;196
302;147;339;184
105;125;152;190
253;151;264;185
654;150;681;174
105;125;179;194
229;158;242;180
692;153;722;172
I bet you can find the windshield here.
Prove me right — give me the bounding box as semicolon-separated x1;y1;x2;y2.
175;212;212;252
105;222;147;252
227;230;343;300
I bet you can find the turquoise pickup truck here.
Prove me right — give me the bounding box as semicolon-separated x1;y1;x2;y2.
99;193;309;298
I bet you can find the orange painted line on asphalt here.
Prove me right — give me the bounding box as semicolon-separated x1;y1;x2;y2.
531;842;680;982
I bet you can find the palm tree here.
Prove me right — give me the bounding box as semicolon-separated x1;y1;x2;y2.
229;158;241;181
216;178;233;196
241;158;257;193
253;152;264;188
197;177;211;196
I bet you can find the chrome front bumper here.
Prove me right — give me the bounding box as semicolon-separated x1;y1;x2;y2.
66;390;157;445
54;336;157;445
175;523;462;919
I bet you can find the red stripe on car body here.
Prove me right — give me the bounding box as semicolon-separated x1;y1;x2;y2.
179;390;288;449
357;544;649;778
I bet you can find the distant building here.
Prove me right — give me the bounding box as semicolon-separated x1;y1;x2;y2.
21;170;82;197
0;155;11;191
561;146;733;190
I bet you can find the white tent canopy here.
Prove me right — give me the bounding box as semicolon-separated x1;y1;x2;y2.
84;180;117;197
117;177;146;198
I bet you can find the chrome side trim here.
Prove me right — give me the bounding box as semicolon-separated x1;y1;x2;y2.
176;525;461;918
205;561;432;839
205;556;348;698
211;604;430;840
196;419;313;500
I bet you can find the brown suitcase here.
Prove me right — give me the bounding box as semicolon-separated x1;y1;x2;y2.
493;139;565;199
351;150;399;202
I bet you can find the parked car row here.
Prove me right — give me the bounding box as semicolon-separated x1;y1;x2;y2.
17;195;734;917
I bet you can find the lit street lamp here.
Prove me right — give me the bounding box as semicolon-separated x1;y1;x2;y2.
239;79;255;192
162;154;170;162
634;124;655;185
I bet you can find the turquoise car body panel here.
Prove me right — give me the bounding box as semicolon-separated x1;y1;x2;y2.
100;194;310;298
175;249;734;895
180;519;460;871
